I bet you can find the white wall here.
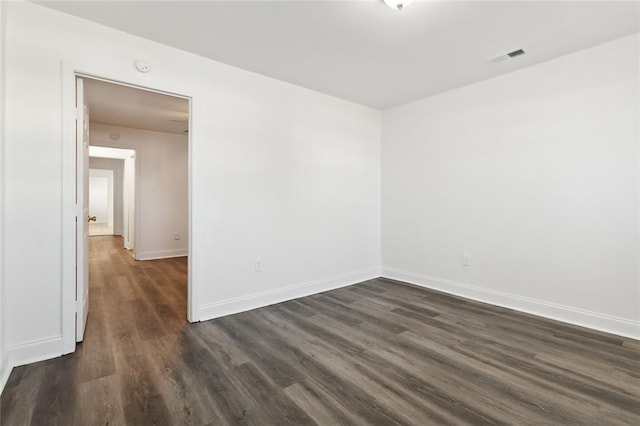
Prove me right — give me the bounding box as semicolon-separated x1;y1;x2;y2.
382;34;640;338
2;0;381;372
91;124;189;260
0;0;9;392
89;172;111;225
89;157;124;235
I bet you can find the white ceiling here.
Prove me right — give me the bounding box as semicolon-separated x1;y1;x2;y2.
43;1;640;109
84;78;189;134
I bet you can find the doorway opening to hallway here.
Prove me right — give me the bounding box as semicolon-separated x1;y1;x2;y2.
71;75;192;349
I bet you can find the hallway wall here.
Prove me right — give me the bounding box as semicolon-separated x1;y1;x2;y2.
91;124;188;260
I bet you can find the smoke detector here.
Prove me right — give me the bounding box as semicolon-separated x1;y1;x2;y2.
488;48;526;64
384;0;413;11
135;59;151;73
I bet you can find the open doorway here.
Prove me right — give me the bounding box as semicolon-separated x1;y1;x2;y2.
89;146;136;250
88;168;114;236
72;75;191;346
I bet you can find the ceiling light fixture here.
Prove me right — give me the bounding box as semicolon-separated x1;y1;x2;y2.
384;0;412;11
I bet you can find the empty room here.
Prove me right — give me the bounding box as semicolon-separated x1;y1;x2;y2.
0;0;638;425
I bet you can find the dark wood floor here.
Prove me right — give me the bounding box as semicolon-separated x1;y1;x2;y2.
1;236;639;425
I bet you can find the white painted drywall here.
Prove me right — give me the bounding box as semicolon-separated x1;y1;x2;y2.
382;34;640;338
89;158;124;236
2;0;381;367
90;124;189;260
0;0;8;393
89;172;111;226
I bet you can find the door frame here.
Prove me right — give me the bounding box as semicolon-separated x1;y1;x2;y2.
61;62;198;355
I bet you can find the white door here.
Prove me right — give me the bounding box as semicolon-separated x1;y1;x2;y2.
76;78;90;342
89;169;114;236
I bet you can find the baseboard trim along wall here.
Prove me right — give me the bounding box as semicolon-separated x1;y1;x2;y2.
382;267;640;340
200;267;381;321
136;249;188;261
0;335;63;394
8;335;63;367
0;355;11;395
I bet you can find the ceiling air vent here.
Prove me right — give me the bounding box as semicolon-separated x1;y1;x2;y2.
488;48;526;63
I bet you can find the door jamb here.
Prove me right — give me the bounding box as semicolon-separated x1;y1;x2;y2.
61;62;198;355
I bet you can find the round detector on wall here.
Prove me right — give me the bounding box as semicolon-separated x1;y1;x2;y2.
135;60;151;73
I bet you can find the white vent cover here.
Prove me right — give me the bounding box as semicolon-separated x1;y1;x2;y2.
488;48;526;63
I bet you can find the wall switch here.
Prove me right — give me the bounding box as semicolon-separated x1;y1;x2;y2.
173;233;181;240
462;253;471;267
254;258;262;272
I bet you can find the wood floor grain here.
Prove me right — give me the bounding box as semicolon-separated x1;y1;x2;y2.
1;236;639;425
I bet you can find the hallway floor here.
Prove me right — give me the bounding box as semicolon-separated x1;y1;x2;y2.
89;223;115;236
1;236;639;425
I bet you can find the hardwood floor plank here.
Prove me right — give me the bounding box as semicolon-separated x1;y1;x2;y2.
75;287;117;383
297;294;364;325
140;335;215;425
1;362;47;426
231;362;316;425
74;375;126;426
257;311;461;425
266;303;529;424
282;382;361;426
237;313;412;425
28;355;78;426
214;315;302;389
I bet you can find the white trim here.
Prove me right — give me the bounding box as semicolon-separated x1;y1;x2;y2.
382;267;640;340
186;96;198;322
7;336;63;368
136;249;188;261
0;355;10;395
62;60;198;355
200;267;381;321
0;0;7;398
61;62;77;355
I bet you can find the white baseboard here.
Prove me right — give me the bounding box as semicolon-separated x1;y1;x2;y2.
0;355;11;395
8;336;63;367
200;267;381;322
382;267;640;340
0;335;63;395
136;248;188;261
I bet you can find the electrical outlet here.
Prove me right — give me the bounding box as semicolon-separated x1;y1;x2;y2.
254;258;262;272
462;253;471;267
173;232;180;240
